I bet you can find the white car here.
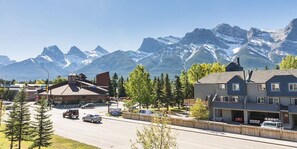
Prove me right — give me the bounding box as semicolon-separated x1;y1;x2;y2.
139;109;153;115
261;121;283;129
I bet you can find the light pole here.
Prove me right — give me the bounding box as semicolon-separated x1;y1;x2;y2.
36;67;50;107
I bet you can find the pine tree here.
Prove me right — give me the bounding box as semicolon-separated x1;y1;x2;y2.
117;76;127;98
108;79;114;97
163;74;172;111
31;97;54;149
153;77;163;109
111;73;118;97
14;89;31;149
173;76;183;109
4;101;18;149
181;71;194;99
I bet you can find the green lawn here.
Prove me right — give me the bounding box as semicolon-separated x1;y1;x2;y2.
0;125;99;149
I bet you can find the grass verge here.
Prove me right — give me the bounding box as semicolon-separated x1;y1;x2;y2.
0;125;99;149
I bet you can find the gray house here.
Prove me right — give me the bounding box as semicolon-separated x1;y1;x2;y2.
194;69;297;129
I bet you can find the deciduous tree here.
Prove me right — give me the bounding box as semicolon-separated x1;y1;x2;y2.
190;99;209;120
131;116;177;149
125;65;153;109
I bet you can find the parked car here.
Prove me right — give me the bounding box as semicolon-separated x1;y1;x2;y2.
109;108;122;116
81;103;95;109
82;114;102;123
261;120;283;129
63;109;79;119
139;109;153;115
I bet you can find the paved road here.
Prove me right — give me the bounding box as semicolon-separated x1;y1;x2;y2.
2;103;296;149
45;105;296;149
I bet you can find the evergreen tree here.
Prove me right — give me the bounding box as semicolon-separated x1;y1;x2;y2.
108;79;114;97
117;76;127;98
14;89;31;149
153;77;163;109
163;74;172;111
173;76;183;109
125;65;153;109
31;97;54;149
111;73;118;97
4;101;18;149
181;71;194;99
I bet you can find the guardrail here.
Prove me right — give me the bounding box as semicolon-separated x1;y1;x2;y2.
122;112;297;142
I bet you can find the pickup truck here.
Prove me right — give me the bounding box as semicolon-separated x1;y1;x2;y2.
63;109;79;119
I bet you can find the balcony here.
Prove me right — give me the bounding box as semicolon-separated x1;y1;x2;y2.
212;101;244;110
246;103;280;112
288;105;297;113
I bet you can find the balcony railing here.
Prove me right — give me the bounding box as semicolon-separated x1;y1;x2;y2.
212;101;244;110
246;103;280;112
288;105;297;113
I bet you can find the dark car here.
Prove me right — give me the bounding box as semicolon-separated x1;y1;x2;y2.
82;114;102;123
81;103;95;109
63;109;79;119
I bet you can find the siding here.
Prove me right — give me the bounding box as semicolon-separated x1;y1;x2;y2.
227;76;247;96
246;83;267;103
266;75;297;97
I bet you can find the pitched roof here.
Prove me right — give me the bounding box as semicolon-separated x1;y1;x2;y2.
197;69;297;84
39;81;108;96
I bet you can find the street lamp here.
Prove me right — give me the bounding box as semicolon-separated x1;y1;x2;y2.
36;67;50;107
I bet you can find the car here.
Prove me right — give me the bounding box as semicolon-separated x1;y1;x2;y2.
63;109;79;119
82;114;102;123
81;103;95;109
261;120;283;129
109;108;122;116
139;109;153;115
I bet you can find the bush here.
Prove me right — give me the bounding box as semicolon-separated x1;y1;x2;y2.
190;99;209;120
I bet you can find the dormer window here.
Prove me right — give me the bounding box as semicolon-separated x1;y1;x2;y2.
232;83;240;91
289;83;297;91
271;83;280;91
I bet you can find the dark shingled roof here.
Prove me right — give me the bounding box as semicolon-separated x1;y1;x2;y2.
197;69;297;84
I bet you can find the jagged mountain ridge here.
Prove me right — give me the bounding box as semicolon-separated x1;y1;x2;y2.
2;18;297;80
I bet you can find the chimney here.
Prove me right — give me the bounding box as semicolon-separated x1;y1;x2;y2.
247;70;253;82
237;57;240;66
243;70;246;81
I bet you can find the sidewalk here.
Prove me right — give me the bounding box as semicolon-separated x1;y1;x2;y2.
102;115;297;148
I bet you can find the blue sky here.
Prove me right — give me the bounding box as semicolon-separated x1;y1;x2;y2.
1;0;297;61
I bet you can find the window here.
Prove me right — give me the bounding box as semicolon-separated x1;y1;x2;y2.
271;83;280;91
220;96;228;102
268;97;279;104
257;97;265;103
289;83;297;91
291;98;297;105
258;84;266;90
215;109;222;117
218;84;226;90
232;83;240;91
231;96;239;102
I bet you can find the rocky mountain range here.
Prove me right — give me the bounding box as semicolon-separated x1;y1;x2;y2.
2;18;297;80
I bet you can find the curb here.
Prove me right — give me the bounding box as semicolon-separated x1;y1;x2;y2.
102;116;297;148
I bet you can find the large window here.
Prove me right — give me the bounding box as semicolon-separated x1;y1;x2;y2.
271;83;280;91
218;84;226;90
289;83;297;91
268;97;279;104
258;84;266;91
232;83;240;91
257;97;265;104
231;96;239;102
